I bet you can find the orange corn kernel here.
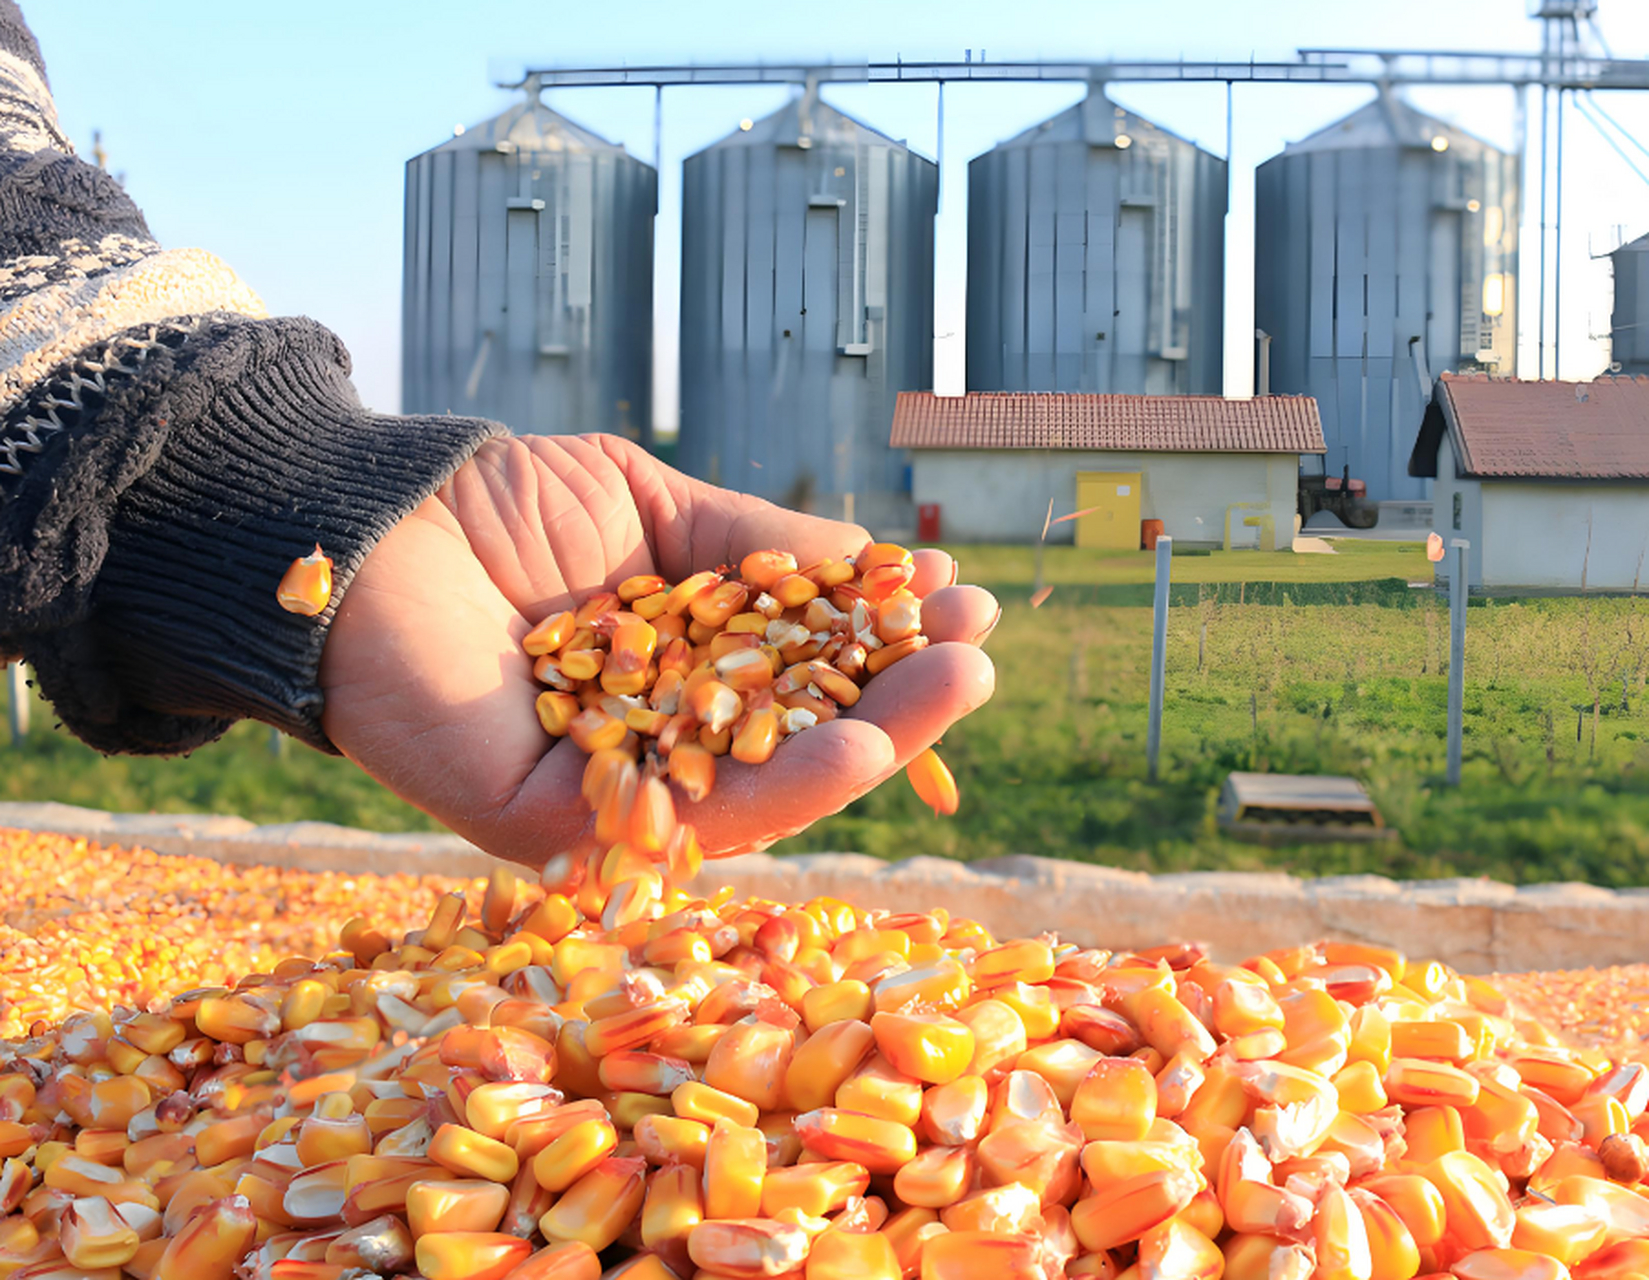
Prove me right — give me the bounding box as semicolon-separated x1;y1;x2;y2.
523;610;577;656
794;1109;919;1175
1072;1057;1158;1142
1388;1059;1482;1109
59;1194;141;1271
1450;1250;1573;1280
871;1012;975;1085
277;545;333;616
406;1178;510;1236
920;1230;1040;1280
1071;1168;1200;1252
537;1156;647;1253
688;1218;812;1277
1224;1235;1316;1280
704;1119;768;1220
1313;1185;1375;1280
151;1194;257;1280
1424;1151;1515;1250
641;1160;703;1257
906;749;959;816
1138;1219;1223;1280
762;1162;870;1219
921;1076;989;1146
806;1226;901;1280
784;1019;876;1112
1362;1175;1449;1250
704;1018;796;1110
838;1054;924;1126
1511;1200;1609;1267
892;1145;974;1209
415;1231;534;1280
530;1118;618;1193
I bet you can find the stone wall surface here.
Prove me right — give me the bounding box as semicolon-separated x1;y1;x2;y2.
2;801;1644;975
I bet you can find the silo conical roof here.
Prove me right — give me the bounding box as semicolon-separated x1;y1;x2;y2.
1282;91;1503;154
1613;231;1649;255
993;90;1204;152
696;94;915;155
427;98;629;158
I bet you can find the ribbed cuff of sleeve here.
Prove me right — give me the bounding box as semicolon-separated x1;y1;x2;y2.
19;315;506;755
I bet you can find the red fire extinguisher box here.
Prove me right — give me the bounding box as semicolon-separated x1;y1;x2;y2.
917;503;941;542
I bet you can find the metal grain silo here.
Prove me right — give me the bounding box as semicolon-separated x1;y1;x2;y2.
403;95;655;443
1255;91;1519;503
967;89;1226;395
1610;233;1649;375
677;91;937;531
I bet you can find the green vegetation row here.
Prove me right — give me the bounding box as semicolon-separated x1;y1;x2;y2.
8;540;1649;887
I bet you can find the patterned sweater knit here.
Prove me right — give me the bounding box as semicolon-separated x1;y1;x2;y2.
0;4;504;754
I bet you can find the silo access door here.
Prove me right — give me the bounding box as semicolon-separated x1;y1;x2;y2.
1075;471;1142;551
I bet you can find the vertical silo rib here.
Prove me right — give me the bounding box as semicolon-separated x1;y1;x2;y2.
400;157;418;414
430;150;454;415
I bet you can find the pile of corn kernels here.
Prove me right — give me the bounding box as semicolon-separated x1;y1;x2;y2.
3;542;1649;1280
0;830;475;1042
1;824;1647;1280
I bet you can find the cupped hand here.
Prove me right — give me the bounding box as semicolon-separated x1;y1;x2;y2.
318;434;998;869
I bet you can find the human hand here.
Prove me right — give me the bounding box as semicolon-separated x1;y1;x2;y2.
318;434;998;869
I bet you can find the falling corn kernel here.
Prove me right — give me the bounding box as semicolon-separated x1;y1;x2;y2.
906;747;960;816
276;543;333;616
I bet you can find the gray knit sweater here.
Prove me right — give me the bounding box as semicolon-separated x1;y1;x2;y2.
0;4;504;754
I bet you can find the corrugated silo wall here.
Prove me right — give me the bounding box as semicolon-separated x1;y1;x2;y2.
1256;141;1517;502
402;144;654;443
966;137;1224;395
1613;249;1649;374
677;135;935;530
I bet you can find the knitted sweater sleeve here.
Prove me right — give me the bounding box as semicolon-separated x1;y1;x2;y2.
0;4;506;754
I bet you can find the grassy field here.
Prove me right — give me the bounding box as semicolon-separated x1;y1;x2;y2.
7;538;1649;886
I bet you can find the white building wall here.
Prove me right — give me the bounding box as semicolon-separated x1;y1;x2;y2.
911;450;1298;548
1430;435;1485;589
1480;483;1649;591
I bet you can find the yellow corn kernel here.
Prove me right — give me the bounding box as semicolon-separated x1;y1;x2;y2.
406;1178;510;1237
414;1231;533;1280
538;1156;648;1252
673;1080;761;1129
428;1123;520;1182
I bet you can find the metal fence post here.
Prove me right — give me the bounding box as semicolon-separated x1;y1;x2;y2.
7;662;28;746
1147;536;1172;781
1447;539;1470;787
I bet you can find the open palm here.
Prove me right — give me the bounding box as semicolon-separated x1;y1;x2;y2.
318;434;998;870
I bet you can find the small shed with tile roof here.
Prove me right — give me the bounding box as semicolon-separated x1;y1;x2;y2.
1409;372;1649;591
893;391;1325;549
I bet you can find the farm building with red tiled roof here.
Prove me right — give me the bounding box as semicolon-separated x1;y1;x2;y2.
892;391;1326;550
1409;373;1649;592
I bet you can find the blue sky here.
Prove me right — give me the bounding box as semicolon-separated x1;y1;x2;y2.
30;1;1649;428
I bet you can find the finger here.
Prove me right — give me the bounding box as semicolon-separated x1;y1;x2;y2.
680;718;896;857
845;641;996;769
908;548;956;598
918;585;1001;646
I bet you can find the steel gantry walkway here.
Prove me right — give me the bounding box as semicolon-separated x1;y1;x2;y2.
502;1;1649;382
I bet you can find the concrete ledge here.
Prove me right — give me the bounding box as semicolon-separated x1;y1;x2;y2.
2;802;1644;974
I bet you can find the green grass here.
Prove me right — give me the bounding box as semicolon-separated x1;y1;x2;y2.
8;540;1649;887
770;543;1649;887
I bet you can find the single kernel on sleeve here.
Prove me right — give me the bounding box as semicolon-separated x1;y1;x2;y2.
276;543;333;616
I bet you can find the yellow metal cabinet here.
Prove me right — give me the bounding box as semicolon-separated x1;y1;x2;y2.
1075;471;1143;551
